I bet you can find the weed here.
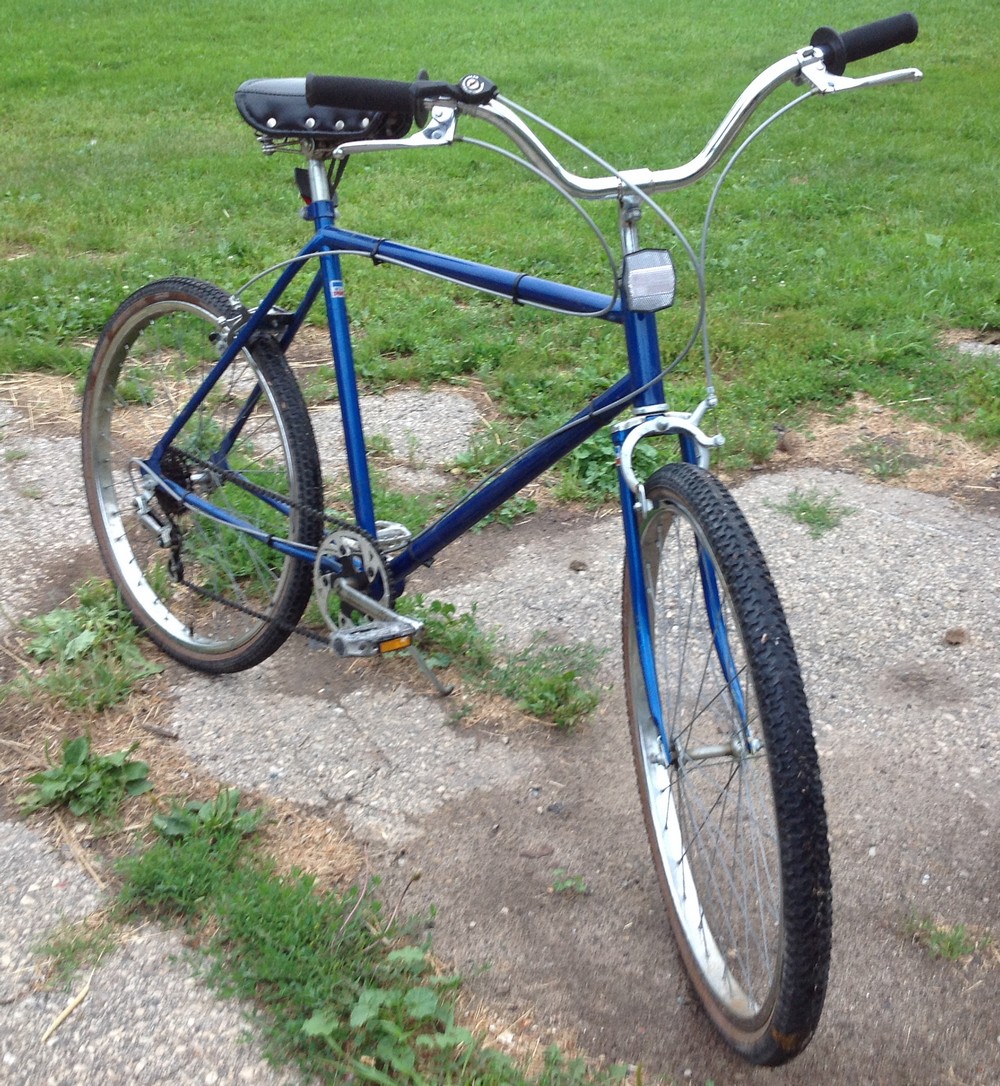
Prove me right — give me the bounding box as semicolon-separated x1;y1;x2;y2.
116;790;261;921
550;869;590;896
477;494;539;530
36;913;120;989
496;640;602;729
452;421;527;478
300;939;477;1082
403;430;425;470
904;913;992;962
19;485;42;500
3;447;28;462
15;577;162;712
449;426;540;527
298;367;339;406
552;434;668;507
152;787;264;841
366;432;394;458
847;436;925;481
772;487;853;538
19;735;152;819
400;596;600;729
401;597;497;674
115;792;628;1085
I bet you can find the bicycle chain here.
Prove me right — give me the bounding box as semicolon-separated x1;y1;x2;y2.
163;448;391;644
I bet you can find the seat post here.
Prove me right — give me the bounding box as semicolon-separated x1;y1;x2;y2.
306;158;331;201
306;158;336;228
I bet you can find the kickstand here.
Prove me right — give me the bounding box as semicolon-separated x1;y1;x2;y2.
407;644;454;697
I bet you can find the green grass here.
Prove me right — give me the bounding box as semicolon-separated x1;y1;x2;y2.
24;772;631;1081
11;578;163;712
110;789;631;1085
29;779;637;1083
401;596;601;729
2;0;997;471
904;913;993;963
772;487;853;538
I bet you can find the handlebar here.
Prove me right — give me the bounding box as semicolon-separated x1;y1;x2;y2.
303;13;920;198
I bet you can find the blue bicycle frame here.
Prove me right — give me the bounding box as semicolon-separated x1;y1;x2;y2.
144;160;739;765
83;30;926;1061
167;191;670;562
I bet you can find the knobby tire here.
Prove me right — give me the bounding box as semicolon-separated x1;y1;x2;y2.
622;462;831;1065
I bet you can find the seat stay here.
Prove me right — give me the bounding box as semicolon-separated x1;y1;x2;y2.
148;240;322;468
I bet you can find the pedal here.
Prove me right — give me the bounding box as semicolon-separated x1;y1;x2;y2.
329;616;421;658
375;520;412;555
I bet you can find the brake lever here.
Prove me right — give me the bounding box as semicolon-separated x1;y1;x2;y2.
329;105;458;159
795;48;923;94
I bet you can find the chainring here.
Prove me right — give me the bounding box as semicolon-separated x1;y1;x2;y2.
313;529;391;632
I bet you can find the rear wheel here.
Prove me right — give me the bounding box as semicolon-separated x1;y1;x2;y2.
82;277;323;672
622;462;831;1064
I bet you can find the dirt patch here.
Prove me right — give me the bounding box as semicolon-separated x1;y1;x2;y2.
0;374;83;437
941;327;1000;350
766;392;999;510
0;653;363;890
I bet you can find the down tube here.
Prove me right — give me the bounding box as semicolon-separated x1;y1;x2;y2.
389;374;635;584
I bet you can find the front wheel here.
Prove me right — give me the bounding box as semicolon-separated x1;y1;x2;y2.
82;277;324;672
622;463;831;1065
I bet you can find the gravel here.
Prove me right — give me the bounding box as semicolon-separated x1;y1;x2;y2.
0;821;295;1086
0;407;91;635
1;385;998;1085
177;666;544;846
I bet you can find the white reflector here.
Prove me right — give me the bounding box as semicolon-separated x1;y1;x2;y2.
622;249;676;312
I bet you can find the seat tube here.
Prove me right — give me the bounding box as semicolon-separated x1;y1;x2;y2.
307;161;377;534
321;251;377;533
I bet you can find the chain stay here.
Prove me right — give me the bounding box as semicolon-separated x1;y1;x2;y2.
163;447;390;645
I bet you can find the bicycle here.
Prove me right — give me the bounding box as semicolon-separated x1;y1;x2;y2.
81;12;921;1065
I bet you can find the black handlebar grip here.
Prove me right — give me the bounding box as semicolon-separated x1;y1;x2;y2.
305;75;416;117
811;12;918;76
305;73;498;120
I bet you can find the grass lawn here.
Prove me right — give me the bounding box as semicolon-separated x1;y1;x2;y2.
2;7;997;1081
2;0;997;463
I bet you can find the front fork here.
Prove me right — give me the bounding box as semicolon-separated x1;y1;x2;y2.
615;406;750;764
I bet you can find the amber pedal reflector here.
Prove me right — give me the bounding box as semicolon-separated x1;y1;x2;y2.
379;635;413;654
